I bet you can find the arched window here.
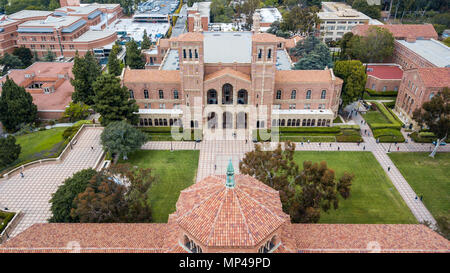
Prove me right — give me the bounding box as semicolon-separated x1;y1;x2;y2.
306;90;311;99
144;89;149;99
281;119;285;126
139;119;144;126
208;112;217;129
129;90;134;99
318;119;321;126
155;119;159;126
321;90;326;99
173;90;179;99
238;89;248;104
207;89;217;104
148;119;152;126
276;90;282;99
306;119;311;126
296;119;300;126
237;112;248;129
223;112;233;128
272;119;277;126
183;49;186;59
159;90;164;99
287;119;291;126
222;84;233;104
291;90;296;99
302;119;306;126
311;119;316;126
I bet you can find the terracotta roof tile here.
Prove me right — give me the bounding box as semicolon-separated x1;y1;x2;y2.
416;67;450;88
275;70;335;83
367;64;403;80
122;69;180;84
204;68;251;82
352;24;438;40
175;32;204;42
252;33;283;43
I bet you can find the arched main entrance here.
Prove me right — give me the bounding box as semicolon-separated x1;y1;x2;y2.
207;112;218;129
222;83;233;104
223;111;233;129
236;112;248;129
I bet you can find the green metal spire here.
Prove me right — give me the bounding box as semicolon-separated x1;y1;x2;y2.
226;159;235;188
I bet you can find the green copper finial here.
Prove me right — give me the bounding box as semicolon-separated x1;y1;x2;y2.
226;159;235;188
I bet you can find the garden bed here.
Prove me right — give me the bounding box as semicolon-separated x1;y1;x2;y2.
139;127;203;141
0;210;15;234
364;102;405;143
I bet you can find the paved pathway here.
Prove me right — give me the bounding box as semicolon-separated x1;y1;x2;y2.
0;128;103;237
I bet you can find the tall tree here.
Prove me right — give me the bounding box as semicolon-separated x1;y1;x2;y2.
240;142;353;223
100;120;146;161
107;46;122;76
0;77;37;132
0;53;23;75
49;168;97;223
290;36;332;70
125;39;145;69
63;102;91;122
349;26;395;63
141;29;151;50
339;32;354;60
71;51;101;105
43;49;56;62
93;74;139;126
12;47;33;68
413;87;449;158
0;135;21;168
352;0;381;19
266;21;291;38
281;6;320;36
333;60;367;107
71;164;154;223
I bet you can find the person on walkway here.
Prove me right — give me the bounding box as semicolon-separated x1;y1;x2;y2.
330;143;332;147
91;146;94;151
319;142;321;146
245;139;248;144
20;171;24;178
415;196;418;200
388;166;391;172
214;164;216;170
395;142;397;146
361;120;363;124
363;146;366;151
420;195;423;201
307;139;310;144
301;142;303;146
338;146;340;151
397;146;400;151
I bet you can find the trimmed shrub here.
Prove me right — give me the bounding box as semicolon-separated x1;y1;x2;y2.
279;127;341;134
365;88;398;97
0;210;15;234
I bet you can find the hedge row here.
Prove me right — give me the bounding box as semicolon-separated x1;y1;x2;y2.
139;127;202;141
278;127;341;134
365;89;398;97
373;128;405;143
0;210;16;234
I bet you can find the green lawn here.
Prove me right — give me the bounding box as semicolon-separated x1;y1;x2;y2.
293;151;416;224
15;127;68;163
363;110;390;124
388;152;450;219
119;150;199;222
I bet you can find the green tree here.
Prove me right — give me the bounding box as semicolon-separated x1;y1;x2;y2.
352;0;381;19
413;87;449;158
339;32;354;60
71;164;154;223
71;51;101;105
267;21;291;38
141;29;151;50
349;26;395;63
43;50;56;62
49;168;97;223
125;39;145;69
0;53;23;75
63;102;91;122
240;142;353;223
281;6;320;35
12;47;33;68
0;135;21;168
107;47;122;76
0;77;37;132
100;120;146;161
333;60;367;107
290;36;332;70
48;0;59;10
93;74;139;126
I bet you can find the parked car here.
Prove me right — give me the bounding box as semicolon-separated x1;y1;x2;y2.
432;141;447;146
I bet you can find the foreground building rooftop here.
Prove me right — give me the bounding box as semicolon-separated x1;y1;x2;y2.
352;24;438;40
396;39;450;68
203;31;253;63
366;64;403;80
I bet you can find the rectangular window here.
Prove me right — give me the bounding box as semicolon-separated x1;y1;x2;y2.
318;104;325;109
304;104;311;109
159;90;164;99
289;104;296;109
159;103;165;109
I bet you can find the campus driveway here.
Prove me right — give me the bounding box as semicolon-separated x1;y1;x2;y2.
0;128;103;237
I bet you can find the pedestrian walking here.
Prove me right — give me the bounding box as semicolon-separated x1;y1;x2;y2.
338;146;340;151
330;143;332;147
397;146;400;151
307;139;310;144
301;142;303;146
363;146;365;151
388;166;391;172
214;164;216;170
364;129;367;134
245;139;248;144
91;146;94;151
20;171;24;178
319;142;321;146
361;120;363;124
415;196;418;200
420;195;423;201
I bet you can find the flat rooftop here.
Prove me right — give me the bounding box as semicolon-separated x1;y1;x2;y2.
19;16;82;28
397;39;450;67
188;2;211;17
276;50;292;70
55;6;98;15
366;64;403;79
203;31;252;63
258;8;282;23
8;10;53;20
137;0;180;15
73;29;117;42
318;11;371;20
106;18;169;42
161;49;179;70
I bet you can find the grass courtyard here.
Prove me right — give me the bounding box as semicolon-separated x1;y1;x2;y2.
119;150;199;222
293;151;416;224
388;152;450;219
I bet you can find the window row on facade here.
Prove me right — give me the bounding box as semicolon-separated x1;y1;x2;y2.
139;118;181;127
206;85;248;104
272;118;331;127
275;89;327;100
130;89;179;100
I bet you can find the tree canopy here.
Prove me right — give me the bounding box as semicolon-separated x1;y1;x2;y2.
0;53;23;75
100;120;146;161
93;74;139;126
290;36;332;70
63;102;91;122
240;142;353;223
333;60;367;107
266;21;291;38
141;29;151;50
49;168;97;223
12;47;33;68
107;43;123;76
281;6;320;35
0;77;37;132
125;39;145;69
0;135;21;168
413;87;449;157
71;51;101;105
348;26;395;63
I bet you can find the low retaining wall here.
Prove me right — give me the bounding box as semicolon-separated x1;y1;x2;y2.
0;210;22;244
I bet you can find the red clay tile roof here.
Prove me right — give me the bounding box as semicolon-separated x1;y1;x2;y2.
252;33;284;43
175;32;204;42
276;70;336;83
416;67;450;88
367;64;403;80
285;35;304;49
292;224;450;253
0;223;182;253
0;62;74;111
175;175;289;248
122;69;181;84
352;24;438;40
204;68;251;82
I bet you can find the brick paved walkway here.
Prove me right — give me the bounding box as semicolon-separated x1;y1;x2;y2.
0;128;103;237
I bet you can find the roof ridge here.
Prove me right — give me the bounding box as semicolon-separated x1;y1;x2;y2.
234;188;256;246
177;185;225;221
236;186;285;224
205;188;228;245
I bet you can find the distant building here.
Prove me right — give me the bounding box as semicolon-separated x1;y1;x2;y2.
318;2;370;42
256;8;282;32
395;67;450;126
365;64;403;92
352;24;438;40
0;62;74;120
187;2;211;32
